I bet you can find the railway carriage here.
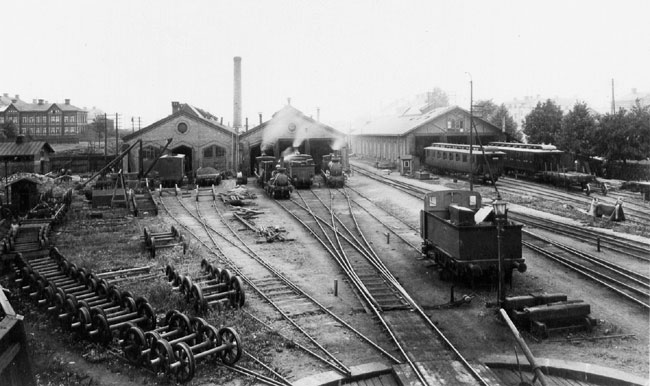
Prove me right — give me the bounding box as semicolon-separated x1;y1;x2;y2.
420;189;526;285
287;154;315;189
423;143;505;183
488;142;598;193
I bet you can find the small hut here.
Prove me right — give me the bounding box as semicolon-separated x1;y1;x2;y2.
9;177;42;215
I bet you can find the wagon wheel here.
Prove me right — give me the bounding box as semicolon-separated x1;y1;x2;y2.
211;266;222;283
169;312;192;335
172;342;196;383
190;317;209;335
229;276;246;309
163;310;180;326
122;325;145;364
154;339;175;375
165;264;175;281
220;269;232;286
218;327;242;365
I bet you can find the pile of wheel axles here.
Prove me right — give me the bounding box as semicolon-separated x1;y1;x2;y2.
165;259;246;314
12;247;243;383
2;222;52;254
121;310;242;382
141;226;188;258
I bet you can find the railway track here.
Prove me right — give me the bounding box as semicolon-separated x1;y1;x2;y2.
522;231;650;309
276;187;494;386
498;177;650;225
158;192;402;381
350;164;650;309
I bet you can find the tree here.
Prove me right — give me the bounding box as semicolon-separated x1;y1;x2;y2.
523;99;563;144
474;100;522;142
423;87;449;110
592;101;650;163
1;121;17;140
558;102;597;157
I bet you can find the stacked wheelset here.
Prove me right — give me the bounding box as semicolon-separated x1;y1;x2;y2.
121;310;241;382
165;259;246;314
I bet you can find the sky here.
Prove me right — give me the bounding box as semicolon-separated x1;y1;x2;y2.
3;0;649;130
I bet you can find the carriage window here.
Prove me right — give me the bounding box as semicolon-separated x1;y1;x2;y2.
443;152;447;160
462;154;467;162
437;151;441;159
455;154;460;161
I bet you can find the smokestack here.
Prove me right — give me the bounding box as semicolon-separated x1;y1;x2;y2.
233;56;242;133
65;98;70;105
258;113;262;125
317;107;320;122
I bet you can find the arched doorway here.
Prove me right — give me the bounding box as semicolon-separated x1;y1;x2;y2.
172;145;193;180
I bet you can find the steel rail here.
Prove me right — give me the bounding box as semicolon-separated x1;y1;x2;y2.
510;212;649;261
285;190;429;386
208;199;402;364
243;352;293;386
524;231;649;286
523;241;650;309
162;196;352;375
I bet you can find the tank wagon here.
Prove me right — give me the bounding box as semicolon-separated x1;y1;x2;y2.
154;155;187;188
286;154;315;189
321;154;345;188
424;143;505;183
488;142;598;193
420;189;526;285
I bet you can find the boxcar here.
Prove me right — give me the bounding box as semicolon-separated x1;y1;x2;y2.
420;189;526;285
287;154;315;189
424;143;504;183
195;166;222;187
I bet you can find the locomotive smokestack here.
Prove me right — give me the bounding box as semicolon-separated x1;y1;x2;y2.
233;56;242;133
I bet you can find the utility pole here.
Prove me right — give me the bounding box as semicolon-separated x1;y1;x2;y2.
611;79;616;114
115;113;119;157
104;113;108;163
131;117;134;134
467;73;474;192
138;117;141;131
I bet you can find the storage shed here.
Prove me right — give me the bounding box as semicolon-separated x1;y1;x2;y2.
8;177;41;215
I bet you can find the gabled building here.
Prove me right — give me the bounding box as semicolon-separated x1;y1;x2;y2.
0;135;55;176
0;94;88;143
351;105;503;165
239;104;347;174
122;102;235;178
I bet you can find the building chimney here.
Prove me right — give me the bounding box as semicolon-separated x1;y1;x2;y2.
233;56;242;133
11;99;17;103
172;101;180;113
32;99;37;103
16;135;24;144
65;98;70;105
15;94;19;100
38;99;44;105
317;107;320;122
258;113;263;125
2;93;7;97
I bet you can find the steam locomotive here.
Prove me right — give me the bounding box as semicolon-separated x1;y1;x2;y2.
321;154;345;188
255;155;293;199
420;189;526;285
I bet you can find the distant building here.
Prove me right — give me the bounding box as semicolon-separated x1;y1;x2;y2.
503;95;578;129
615;88;650;111
0;93;88;143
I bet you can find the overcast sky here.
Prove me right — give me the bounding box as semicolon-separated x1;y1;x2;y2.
3;0;649;130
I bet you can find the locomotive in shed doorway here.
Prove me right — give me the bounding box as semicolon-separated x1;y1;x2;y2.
420;189;527;286
254;155;293;199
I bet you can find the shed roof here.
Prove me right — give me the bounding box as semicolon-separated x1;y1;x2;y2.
8;176;42;186
355;105;461;136
0;140;55;158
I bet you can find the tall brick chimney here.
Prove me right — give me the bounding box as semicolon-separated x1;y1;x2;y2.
172;101;180;114
233;56;242;133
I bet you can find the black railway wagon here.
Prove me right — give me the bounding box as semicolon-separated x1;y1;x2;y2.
420;189;526;285
487;142;568;177
265;167;292;199
321;154;345;188
154;155;187;188
255;155;276;187
424;143;505;183
195;166;222;187
287;154;315;189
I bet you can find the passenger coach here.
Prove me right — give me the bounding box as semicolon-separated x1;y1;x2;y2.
424;143;505;183
487;142;568;178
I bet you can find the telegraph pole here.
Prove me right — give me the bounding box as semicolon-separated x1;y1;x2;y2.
467;73;474;192
104;113;108;163
115;113;119;157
